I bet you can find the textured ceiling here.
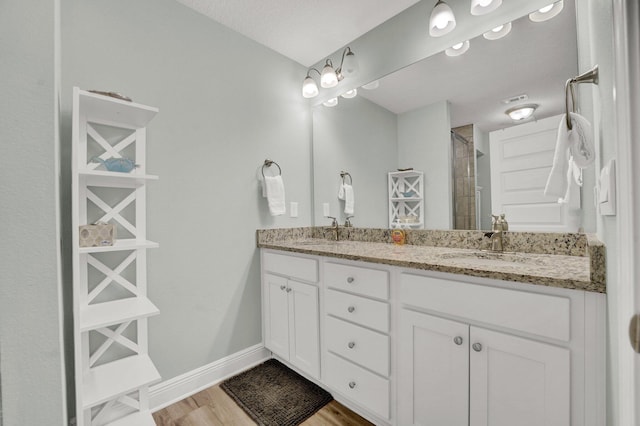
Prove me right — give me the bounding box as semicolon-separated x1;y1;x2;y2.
175;0;421;66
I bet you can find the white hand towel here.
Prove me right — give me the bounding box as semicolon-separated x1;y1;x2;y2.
264;175;286;216
338;184;346;200
544;112;593;199
343;184;355;215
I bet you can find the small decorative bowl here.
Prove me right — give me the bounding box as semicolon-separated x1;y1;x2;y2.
401;191;416;197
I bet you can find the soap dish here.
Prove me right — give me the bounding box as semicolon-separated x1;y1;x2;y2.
401;191;416;197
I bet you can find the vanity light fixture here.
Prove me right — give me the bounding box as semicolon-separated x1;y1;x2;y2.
506;104;538;121
445;40;470;57
529;0;563;22
323;97;338;107
341;88;358;99
301;47;359;98
470;0;502;16
429;0;456;37
483;22;512;40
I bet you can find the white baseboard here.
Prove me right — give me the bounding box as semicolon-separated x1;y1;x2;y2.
149;344;270;411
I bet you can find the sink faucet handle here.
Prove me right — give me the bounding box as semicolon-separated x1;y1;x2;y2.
345;215;354;227
327;216;338;226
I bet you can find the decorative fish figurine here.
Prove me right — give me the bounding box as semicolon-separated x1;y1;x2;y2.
91;157;138;173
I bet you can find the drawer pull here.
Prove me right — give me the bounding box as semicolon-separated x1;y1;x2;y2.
453;336;463;345
348;341;355;349
286;287;292;293
347;306;356;313
348;381;356;389
280;285;286;291
472;342;483;352
347;277;355;283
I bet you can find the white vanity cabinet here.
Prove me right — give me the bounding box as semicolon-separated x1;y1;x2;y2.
322;262;391;420
262;252;320;379
398;272;601;426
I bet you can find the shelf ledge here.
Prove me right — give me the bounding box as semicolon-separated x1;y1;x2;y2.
83;354;160;409
78;239;159;254
105;411;157;426
80;297;159;332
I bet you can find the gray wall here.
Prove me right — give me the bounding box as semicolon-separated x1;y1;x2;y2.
398;101;452;229
60;0;312;414
0;0;67;425
313;97;397;227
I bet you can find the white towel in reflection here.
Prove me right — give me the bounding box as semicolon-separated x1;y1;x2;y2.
544;112;593;202
343;184;355;215
264;175;286;216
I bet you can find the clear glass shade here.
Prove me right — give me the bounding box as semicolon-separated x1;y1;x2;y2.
323;97;338;107
506;104;538;121
302;76;319;98
429;0;456;37
341;88;357;99
470;0;502;16
341;51;359;77
320;62;339;88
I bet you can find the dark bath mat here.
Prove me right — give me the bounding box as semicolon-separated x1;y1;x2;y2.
220;359;333;426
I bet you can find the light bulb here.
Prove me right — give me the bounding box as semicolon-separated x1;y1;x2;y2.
341;89;357;99
445;40;470;57
320;61;338;88
470;0;502;16
429;0;456;37
302;76;318;98
341;49;359;77
483;22;512;40
323;98;338;107
529;0;563;22
506;104;538;121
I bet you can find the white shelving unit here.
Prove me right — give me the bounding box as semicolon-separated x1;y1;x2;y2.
71;87;160;426
388;170;425;229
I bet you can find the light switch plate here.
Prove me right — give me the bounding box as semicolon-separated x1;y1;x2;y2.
290;202;298;218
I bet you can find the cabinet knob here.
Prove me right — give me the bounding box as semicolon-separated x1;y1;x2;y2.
280;285;286;291
286;287;292;293
453;336;463;345
348;381;356;389
348;341;355;349
347;306;355;313
347;277;355;283
472;342;483;352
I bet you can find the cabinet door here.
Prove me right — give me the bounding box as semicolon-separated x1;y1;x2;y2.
288;280;320;379
469;327;570;426
264;273;289;360
398;309;469;426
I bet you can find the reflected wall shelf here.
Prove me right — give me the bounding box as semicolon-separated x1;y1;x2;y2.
72;87;160;426
388;170;425;229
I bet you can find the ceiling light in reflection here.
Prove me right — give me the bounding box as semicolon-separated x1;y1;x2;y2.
529;0;563;22
505;104;538;121
362;80;380;90
445;40;470;57
341;89;358;99
323;97;338;107
483;22;512;40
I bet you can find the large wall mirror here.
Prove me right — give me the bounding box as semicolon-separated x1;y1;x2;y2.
312;0;595;233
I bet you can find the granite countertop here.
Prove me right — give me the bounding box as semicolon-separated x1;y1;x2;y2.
257;229;606;293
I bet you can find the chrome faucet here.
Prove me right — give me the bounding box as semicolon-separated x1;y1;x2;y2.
327;216;339;241
344;215;354;227
485;214;507;252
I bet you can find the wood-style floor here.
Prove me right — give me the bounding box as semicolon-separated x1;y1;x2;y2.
152;383;374;426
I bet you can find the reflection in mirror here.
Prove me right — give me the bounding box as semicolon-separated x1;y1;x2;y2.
313;0;595;232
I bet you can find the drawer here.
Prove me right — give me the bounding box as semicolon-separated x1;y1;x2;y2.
325;262;389;300
262;251;318;282
400;273;571;342
326;289;389;333
324;352;390;420
325;316;390;376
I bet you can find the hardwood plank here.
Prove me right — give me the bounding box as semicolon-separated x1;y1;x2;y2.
206;386;256;425
174;405;224;426
300;400;374;426
151;408;176;426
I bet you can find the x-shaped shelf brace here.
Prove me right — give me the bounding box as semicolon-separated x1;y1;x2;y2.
87;251;138;304
92;391;142;424
86;123;137;170
390;176;421;197
89;320;139;368
86;189;138;238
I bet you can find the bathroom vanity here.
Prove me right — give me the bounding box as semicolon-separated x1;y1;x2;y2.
258;228;606;426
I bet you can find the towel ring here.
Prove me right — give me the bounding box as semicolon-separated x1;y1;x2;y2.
262;159;281;179
564;65;599;130
340;171;353;185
